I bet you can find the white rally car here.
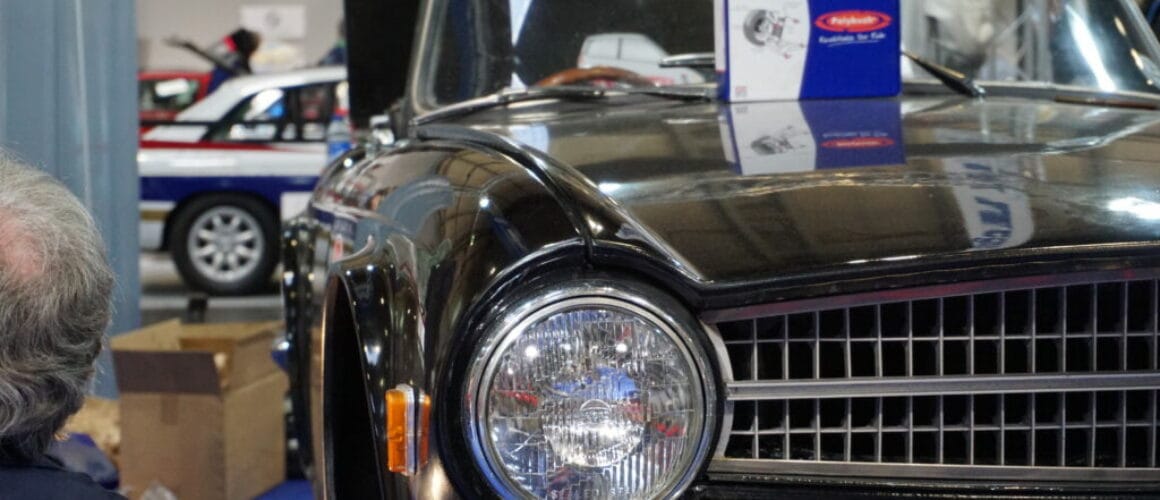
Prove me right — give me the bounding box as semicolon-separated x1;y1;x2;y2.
140;66;347;295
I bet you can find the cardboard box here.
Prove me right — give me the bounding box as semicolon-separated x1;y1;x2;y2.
63;397;121;465
716;0;901;101
113;320;287;500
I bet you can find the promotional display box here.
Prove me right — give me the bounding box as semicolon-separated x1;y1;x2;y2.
716;0;901;101
112;320;287;500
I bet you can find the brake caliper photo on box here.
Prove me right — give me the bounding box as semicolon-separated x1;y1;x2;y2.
716;0;900;101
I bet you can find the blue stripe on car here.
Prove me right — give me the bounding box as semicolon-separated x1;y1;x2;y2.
141;175;319;206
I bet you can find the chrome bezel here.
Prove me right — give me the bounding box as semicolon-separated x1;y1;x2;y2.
464;281;718;499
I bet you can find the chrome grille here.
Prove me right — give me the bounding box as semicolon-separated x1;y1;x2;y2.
712;275;1160;480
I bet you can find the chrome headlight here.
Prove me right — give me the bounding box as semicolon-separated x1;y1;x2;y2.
466;283;717;499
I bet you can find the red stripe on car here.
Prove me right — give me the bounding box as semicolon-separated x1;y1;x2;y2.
140;140;280;151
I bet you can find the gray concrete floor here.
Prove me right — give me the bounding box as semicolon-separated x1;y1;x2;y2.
140;252;283;326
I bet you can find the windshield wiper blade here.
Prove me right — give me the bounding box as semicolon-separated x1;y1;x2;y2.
904;50;985;98
413;87;606;126
660;52;715;69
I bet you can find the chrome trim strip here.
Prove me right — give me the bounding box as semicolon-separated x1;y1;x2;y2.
413;87;605;126
708;459;1160;482
407;0;439;118
139;200;176;212
319;233;379;500
727;372;1160;400
702;322;736;459
703;267;1160;324
659;52;714;68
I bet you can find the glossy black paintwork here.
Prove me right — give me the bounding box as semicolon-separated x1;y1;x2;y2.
445;96;1160;300
285;93;1160;499
285;140;586;497
281;147;378;486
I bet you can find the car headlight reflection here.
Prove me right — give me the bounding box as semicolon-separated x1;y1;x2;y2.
469;287;715;499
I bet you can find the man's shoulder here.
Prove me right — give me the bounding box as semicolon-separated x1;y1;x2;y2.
0;457;125;500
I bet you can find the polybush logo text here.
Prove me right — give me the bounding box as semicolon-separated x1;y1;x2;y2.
821;137;894;149
814;10;892;33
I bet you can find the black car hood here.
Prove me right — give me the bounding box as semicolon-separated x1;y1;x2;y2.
446;94;1160;289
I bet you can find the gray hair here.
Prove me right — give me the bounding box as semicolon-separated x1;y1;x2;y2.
0;155;113;461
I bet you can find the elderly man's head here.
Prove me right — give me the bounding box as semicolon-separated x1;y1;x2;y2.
0;156;113;462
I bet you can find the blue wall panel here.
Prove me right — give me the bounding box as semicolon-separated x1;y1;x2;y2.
0;0;139;397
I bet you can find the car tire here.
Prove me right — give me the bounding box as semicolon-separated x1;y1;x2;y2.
170;194;278;296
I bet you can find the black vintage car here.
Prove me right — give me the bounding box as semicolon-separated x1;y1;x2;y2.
281;0;1160;497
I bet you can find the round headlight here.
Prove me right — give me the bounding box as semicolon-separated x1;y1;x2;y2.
467;285;716;499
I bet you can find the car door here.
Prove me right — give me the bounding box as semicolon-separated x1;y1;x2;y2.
204;81;343;218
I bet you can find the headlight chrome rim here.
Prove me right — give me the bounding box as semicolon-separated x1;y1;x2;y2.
464;281;718;499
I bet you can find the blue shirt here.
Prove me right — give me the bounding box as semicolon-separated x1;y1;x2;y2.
0;455;124;499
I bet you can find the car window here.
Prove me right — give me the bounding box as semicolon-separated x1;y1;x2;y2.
618;35;665;63
426;0;712;104
242;89;287;122
582;35;620;60
139;77;202;112
209;88;286;142
139;76;206;124
422;0;1160;107
209;83;338;143
297;83;334;141
903;0;1160;94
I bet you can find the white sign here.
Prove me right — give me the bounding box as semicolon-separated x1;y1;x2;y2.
240;5;306;40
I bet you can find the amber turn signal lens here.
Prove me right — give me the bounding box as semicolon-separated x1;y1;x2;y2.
385;388;409;474
385;385;432;475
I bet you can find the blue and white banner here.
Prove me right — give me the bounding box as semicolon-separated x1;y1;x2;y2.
716;0;901;101
945;159;1034;251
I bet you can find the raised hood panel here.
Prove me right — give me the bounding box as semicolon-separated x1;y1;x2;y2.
453;95;1160;286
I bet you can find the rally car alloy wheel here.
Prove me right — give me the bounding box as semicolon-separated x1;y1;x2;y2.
170;195;277;295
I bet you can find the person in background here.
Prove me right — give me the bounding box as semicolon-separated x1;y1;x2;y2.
0;155;121;499
207;28;262;92
318;18;347;66
168;28;262;93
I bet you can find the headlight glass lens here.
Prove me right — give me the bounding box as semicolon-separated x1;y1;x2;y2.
477;302;708;499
